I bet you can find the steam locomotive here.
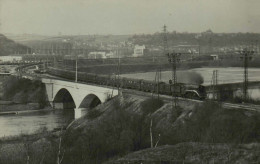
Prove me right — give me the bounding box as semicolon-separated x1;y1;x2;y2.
47;67;207;100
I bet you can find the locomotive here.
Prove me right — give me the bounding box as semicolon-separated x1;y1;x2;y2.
47;67;207;100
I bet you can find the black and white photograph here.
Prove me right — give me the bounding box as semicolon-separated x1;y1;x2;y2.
0;0;260;163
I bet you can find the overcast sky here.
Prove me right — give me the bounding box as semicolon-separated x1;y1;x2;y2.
1;0;260;35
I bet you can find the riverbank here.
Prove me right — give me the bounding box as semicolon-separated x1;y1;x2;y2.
0;102;46;112
0;106;54;116
0;97;53;116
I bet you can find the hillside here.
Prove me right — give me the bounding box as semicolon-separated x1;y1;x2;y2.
62;92;260;164
0;92;259;163
0;34;29;56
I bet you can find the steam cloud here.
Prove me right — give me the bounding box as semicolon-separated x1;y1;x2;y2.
177;71;204;85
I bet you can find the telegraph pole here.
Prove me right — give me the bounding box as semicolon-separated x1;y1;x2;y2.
240;48;254;101
211;70;218;100
167;52;181;108
0;0;2;33
163;24;169;55
117;47;120;91
155;25;168;100
75;54;78;83
154;69;161;100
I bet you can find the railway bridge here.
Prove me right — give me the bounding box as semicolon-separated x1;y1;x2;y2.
42;78;118;119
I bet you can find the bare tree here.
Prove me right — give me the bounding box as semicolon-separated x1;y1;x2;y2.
150;118;153;148
39;144;48;164
22;136;32;164
56;130;65;164
154;134;161;148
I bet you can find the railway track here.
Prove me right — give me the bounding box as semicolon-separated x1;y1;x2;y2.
122;89;260;112
16;64;260;113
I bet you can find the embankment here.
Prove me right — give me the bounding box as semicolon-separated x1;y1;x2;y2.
0;76;48;112
0;93;259;163
63;93;260;164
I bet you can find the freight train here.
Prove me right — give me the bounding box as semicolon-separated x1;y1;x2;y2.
47;67;207;100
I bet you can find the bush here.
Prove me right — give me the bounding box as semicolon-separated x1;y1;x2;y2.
141;98;164;115
160;101;260;144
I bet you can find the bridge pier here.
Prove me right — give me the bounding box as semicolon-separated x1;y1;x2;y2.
74;108;87;119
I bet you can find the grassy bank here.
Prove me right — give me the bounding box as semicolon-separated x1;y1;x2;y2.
0;127;62;164
107;142;260;164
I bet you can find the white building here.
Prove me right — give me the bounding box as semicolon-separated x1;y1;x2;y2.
133;45;146;57
210;54;219;60
88;52;107;59
0;56;22;63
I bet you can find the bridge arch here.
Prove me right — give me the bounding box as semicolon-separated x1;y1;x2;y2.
79;94;102;109
53;88;76;109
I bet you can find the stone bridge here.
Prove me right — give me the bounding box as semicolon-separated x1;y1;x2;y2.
42;78;118;119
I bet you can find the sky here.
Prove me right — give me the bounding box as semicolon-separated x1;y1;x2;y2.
1;0;260;35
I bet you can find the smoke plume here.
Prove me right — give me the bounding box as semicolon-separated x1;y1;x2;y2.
177;71;204;85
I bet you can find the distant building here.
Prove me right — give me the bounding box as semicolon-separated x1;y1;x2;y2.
88;52;107;59
133;45;146;57
202;29;214;36
210;54;219;60
0;56;22;63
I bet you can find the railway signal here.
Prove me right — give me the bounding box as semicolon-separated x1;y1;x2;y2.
167;52;181;108
240;48;254;101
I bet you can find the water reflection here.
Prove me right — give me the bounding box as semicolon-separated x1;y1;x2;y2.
0;109;74;138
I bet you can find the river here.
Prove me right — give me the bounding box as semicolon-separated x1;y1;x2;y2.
0;109;74;138
121;67;260;86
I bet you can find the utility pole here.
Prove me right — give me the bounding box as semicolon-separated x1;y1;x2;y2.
154;68;161;100
75;54;78;83
240;48;254;101
167;52;181;108
255;40;259;54
154;24;168;101
163;24;169;55
117;47;120;91
211;70;218;100
0;1;2;34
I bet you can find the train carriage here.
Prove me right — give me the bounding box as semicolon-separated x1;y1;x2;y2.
141;80;155;92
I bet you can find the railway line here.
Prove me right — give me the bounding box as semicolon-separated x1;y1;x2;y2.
123;88;260;112
16;64;260;112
